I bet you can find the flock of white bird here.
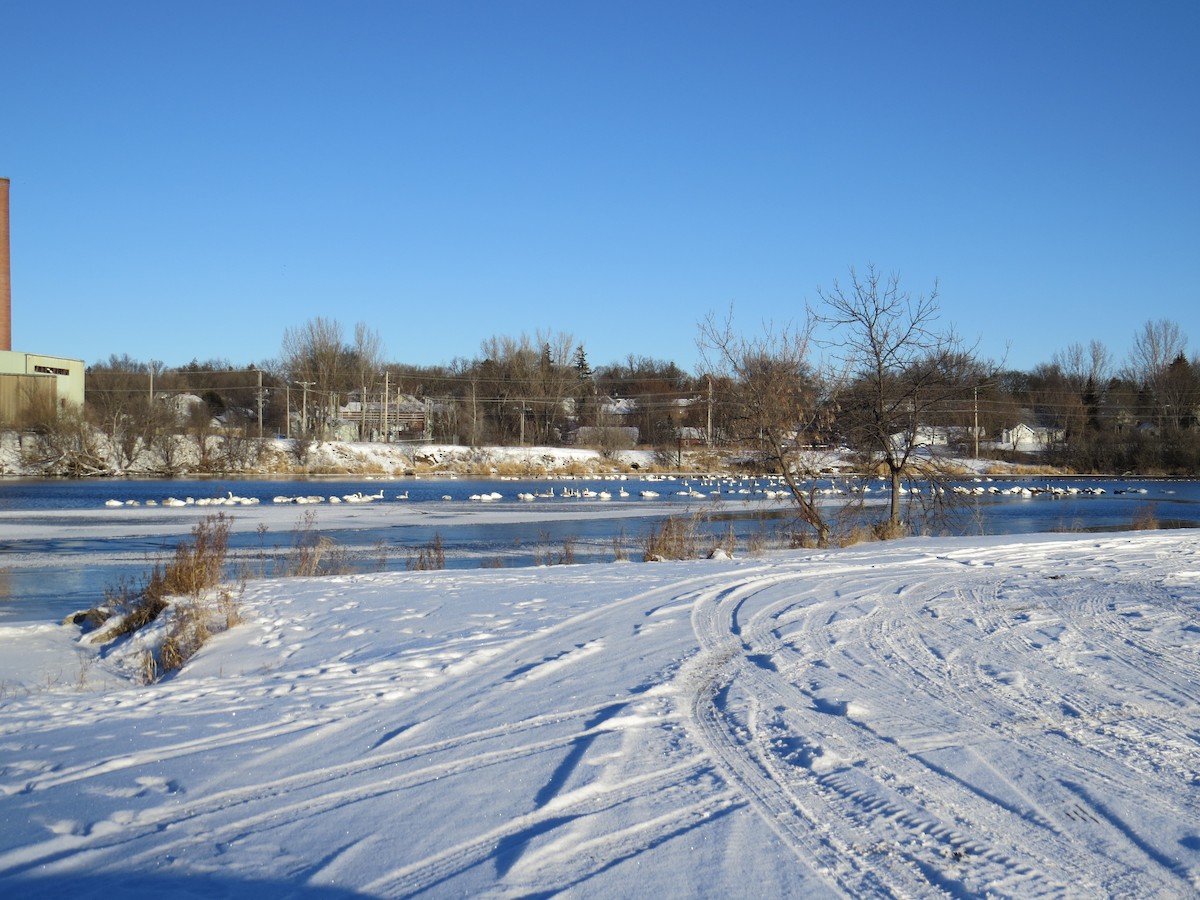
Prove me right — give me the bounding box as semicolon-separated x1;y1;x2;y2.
102;475;1140;509
105;491;263;508
416;475;800;504
103;489;395;508
949;483;1116;497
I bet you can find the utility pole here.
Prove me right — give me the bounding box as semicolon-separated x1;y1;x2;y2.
256;368;263;440
296;381;315;436
285;383;291;439
383;370;389;442
706;376;714;448
973;385;980;458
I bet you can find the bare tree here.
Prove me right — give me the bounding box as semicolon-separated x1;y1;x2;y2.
534;330;579;444
187;400;218;470
280;317;347;438
478;334;535;444
21;406;110;476
348;323;383;438
815;265;982;532
85;355;156;470
1124;319;1190;430
1044;340;1115;467
1056;339;1113;393
477;331;579;444
1125;319;1186;387
699;309;835;546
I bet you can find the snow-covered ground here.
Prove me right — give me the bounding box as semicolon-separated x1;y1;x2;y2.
2;530;1198;897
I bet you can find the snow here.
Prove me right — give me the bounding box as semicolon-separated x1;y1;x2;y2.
2;529;1199;897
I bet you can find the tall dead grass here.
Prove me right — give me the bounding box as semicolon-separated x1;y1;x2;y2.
86;514;243;683
407;533;447;570
642;513;709;561
283;509;352;577
533;533;577;566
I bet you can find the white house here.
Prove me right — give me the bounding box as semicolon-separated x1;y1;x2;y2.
991;422;1064;453
889;425;982;452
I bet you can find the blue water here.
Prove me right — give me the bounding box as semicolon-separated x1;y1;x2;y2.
1;474;1197;623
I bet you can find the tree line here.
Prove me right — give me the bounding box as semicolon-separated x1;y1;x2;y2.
43;266;1200;483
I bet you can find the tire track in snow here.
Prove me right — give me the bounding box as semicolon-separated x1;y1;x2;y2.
788;567;1193;896
0;700;636;876
0;714;336;797
360;756;725;897
682;569;941;897
711;580;1074;897
680;552;1197;897
5;565;777;889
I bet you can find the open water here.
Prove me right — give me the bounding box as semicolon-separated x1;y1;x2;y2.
1;473;1197;623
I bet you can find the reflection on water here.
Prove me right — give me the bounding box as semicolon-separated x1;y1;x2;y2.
1;475;1198;623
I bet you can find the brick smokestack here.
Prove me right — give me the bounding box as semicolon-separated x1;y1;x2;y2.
0;177;9;352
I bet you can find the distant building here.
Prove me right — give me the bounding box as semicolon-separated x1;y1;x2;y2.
992;422;1063;453
0;350;85;425
889;425;982;452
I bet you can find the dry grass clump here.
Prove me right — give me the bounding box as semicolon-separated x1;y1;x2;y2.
96;513;234;643
284;509;352;576
871;518;910;541
687;450;727;472
259;447;300;475
834;517;911;548
989;463;1073;477
82;514;242;683
407;533;447;570
612;528;631;561
1130;504;1160;530
305;464;355;475
744;530;768;556
493;459;548;478
145;586;243;683
96;577;168;640
933;462;973;478
711;524;738;558
642;514;704;561
534;534;577;566
157;511;232;596
642;514;758;560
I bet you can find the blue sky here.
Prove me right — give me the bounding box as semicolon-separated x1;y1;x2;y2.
2;1;1197;374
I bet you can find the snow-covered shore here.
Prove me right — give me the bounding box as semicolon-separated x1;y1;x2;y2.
1;432;1015;480
2;530;1198;897
0;434;667;479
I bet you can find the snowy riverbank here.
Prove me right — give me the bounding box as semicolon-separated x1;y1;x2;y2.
2;530;1198;897
1;432;1022;480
